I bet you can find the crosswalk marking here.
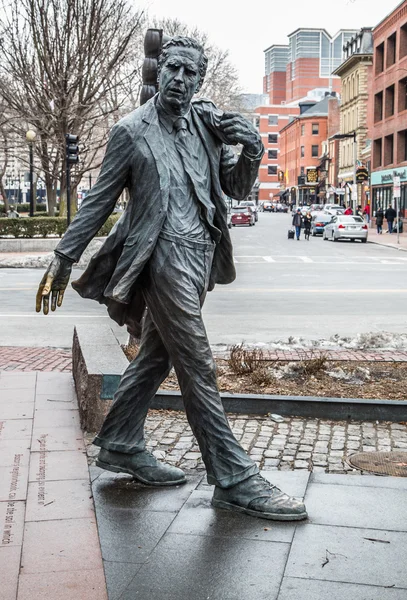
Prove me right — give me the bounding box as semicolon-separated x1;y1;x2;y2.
233;255;407;265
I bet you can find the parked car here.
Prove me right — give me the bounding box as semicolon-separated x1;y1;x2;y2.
239;200;259;221
323;215;368;242
262;201;273;212
324;204;345;216
311;212;332;236
230;206;255;227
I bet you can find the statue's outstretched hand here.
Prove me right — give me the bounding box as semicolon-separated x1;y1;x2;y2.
36;254;73;315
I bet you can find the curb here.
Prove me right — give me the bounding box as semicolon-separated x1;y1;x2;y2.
368;240;407;252
152;389;407;422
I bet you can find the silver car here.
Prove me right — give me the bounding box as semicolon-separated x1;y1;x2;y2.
323;215;368;243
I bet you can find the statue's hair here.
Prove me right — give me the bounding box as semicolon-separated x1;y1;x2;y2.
158;36;208;91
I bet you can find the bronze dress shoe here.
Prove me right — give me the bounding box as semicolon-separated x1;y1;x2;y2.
96;448;186;486
212;474;308;521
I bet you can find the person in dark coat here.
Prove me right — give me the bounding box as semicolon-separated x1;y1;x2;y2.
292;208;303;240
385;205;397;233
376;207;384;234
35;36;306;522
303;211;312;240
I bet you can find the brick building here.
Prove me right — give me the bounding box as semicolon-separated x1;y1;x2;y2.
334;28;373;209
279;95;336;205
257;28;357;203
370;0;407;216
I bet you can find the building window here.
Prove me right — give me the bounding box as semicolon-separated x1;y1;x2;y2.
268;149;278;159
384;134;394;166
386;33;397;68
300;166;305;175
312;123;319;135
268;115;278;126
401;22;407;59
268;165;277;175
268;134;278;144
312;145;319;157
301;125;305;136
398;78;407;112
385;84;395;118
397;129;407;163
255;116;260;128
375;42;384;74
300;146;305;157
374;91;383;122
373;138;383;168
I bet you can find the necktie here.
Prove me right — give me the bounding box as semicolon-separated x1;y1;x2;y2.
173;115;216;231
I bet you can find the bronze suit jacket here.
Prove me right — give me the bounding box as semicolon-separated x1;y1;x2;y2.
55;95;263;335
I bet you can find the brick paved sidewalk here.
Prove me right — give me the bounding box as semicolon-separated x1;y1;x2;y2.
0;347;72;372
2;345;407;373
368;228;407;251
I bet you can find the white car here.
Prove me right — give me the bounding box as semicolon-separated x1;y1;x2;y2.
324;204;345;216
323;215;368;242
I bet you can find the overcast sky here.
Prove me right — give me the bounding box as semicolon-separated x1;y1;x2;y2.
135;0;396;93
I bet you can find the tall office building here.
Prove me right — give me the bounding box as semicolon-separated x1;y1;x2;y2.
255;28;357;202
286;29;357;102
263;45;290;105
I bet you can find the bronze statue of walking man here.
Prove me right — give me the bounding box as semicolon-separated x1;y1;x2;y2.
36;36;307;521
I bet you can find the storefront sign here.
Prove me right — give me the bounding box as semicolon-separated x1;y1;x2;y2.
371;168;407;186
356;166;369;183
306;168;318;184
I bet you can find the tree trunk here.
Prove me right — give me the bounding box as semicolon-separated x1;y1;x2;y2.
0;178;9;213
46;182;57;216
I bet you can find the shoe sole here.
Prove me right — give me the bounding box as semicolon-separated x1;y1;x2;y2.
211;498;308;521
95;459;187;487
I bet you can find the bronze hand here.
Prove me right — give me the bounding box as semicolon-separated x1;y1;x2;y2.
35;254;73;315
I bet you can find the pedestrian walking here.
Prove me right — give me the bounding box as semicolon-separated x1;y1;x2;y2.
292;208;303;240
363;202;370;224
344;205;353;215
385;205;397;233
303;211;312;240
376;207;384;234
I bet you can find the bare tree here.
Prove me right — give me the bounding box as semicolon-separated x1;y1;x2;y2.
0;0;145;216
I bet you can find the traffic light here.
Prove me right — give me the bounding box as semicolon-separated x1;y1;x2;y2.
140;29;170;105
66;133;79;164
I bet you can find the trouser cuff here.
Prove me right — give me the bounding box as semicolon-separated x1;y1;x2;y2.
207;463;259;489
93;436;146;454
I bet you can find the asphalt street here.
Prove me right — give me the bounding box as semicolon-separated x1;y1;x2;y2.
1;212;407;347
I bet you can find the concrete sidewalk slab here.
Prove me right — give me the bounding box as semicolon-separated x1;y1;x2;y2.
91;469;407;600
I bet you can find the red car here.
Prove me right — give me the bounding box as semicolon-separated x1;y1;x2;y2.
230;206;255;227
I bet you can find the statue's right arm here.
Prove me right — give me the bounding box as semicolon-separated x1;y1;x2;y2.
55;123;132;263
36;123;132;314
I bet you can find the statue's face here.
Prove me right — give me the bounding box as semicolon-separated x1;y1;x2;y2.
159;46;201;113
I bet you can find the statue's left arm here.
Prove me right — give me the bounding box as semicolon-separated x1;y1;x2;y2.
217;112;264;200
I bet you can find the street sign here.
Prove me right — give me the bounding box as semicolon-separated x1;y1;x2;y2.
394;175;401;198
351;184;357;201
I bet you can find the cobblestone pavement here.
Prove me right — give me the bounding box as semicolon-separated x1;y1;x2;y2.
1;345;407;372
86;411;407;476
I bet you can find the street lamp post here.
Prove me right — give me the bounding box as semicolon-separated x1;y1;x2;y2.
26;130;36;217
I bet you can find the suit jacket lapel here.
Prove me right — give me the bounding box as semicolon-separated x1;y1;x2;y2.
143;97;170;210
